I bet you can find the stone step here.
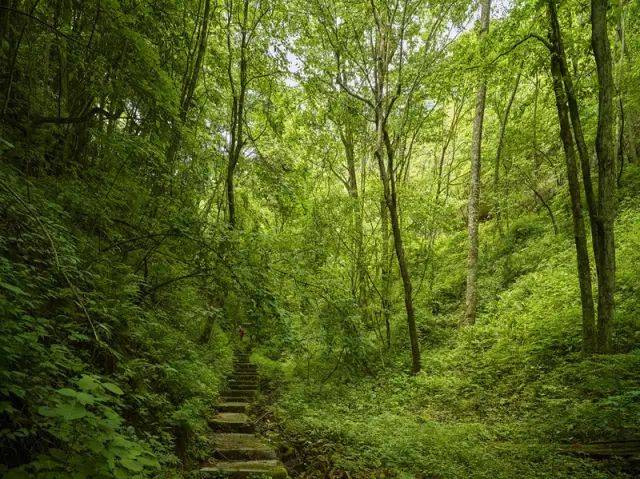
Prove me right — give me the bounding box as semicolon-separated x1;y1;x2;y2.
211;433;277;460
228;383;257;390
199;460;288;478
220;396;254;404
216;402;250;413
209;412;254;433
231;373;256;378
234;362;256;367
222;391;256;401
233;368;256;373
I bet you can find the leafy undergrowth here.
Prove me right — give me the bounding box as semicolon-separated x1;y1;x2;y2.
257;193;640;478
0;167;233;478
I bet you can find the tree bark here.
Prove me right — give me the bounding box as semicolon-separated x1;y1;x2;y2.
548;0;601;272
591;0;616;353
548;26;596;354
377;125;420;373
166;0;212;167
225;0;250;229
493;66;522;233
464;0;490;326
339;124;367;313
380;197;392;349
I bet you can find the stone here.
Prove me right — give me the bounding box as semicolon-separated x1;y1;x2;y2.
211;433;277;460
199;460;288;478
209;412;254;433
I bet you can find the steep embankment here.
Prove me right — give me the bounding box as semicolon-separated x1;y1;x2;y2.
253;168;640;479
0;166;233;478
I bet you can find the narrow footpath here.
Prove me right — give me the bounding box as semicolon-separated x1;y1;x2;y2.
199;351;288;478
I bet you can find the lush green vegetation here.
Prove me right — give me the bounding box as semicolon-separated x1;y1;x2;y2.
1;0;639;478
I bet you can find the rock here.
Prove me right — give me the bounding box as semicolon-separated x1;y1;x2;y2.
209;412;254;433
212;433;277;460
199;460;288;478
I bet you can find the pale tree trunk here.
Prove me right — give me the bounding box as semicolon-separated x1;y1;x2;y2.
591;0;616;353
464;0;490;326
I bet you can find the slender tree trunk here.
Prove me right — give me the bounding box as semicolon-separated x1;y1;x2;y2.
380;197;392;349
549;32;596;354
591;0;616;353
225;0;249;229
464;0;490;326
548;0;601;270
493;67;522;233
166;0;212;169
340;125;367;312
378;127;420;373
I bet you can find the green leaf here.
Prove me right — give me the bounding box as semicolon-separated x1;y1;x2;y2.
0;282;24;296
38;403;88;421
120;457;143;472
102;383;124;395
78;375;101;391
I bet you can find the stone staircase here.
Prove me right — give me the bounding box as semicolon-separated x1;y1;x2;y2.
199;351;288;478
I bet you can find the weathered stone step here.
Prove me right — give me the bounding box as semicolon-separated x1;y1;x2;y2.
199;459;287;478
232;373;257;380
229;379;258;385
228;383;257;390
211;433;277;460
209;412;254;433
234;367;257;373
234;362;257;368
216;402;249;413
220;396;254;404
222;391;256;402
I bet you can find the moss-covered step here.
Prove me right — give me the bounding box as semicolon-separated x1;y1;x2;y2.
199;459;288;478
221;390;257;401
209;412;254;433
216;402;250;413
211;433;277;460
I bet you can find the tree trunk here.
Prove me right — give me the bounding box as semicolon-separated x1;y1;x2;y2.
464;0;490;326
493;66;522;233
340;125;367;313
378;127;420;373
166;0;212;171
549;29;596;354
380;197;392;349
548;0;602;273
225;0;250;229
591;0;616;353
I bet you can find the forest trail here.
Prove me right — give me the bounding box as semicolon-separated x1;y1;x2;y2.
199;351;288;478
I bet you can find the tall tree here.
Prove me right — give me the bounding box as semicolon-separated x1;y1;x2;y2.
464;0;490;326
224;0;250;228
547;0;617;352
547;1;596;352
591;0;616;352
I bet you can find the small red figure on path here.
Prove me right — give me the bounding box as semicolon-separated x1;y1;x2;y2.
239;326;245;340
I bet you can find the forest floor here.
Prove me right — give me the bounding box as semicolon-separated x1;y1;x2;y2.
248;174;640;479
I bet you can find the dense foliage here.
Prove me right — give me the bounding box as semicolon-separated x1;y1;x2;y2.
1;0;639;478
